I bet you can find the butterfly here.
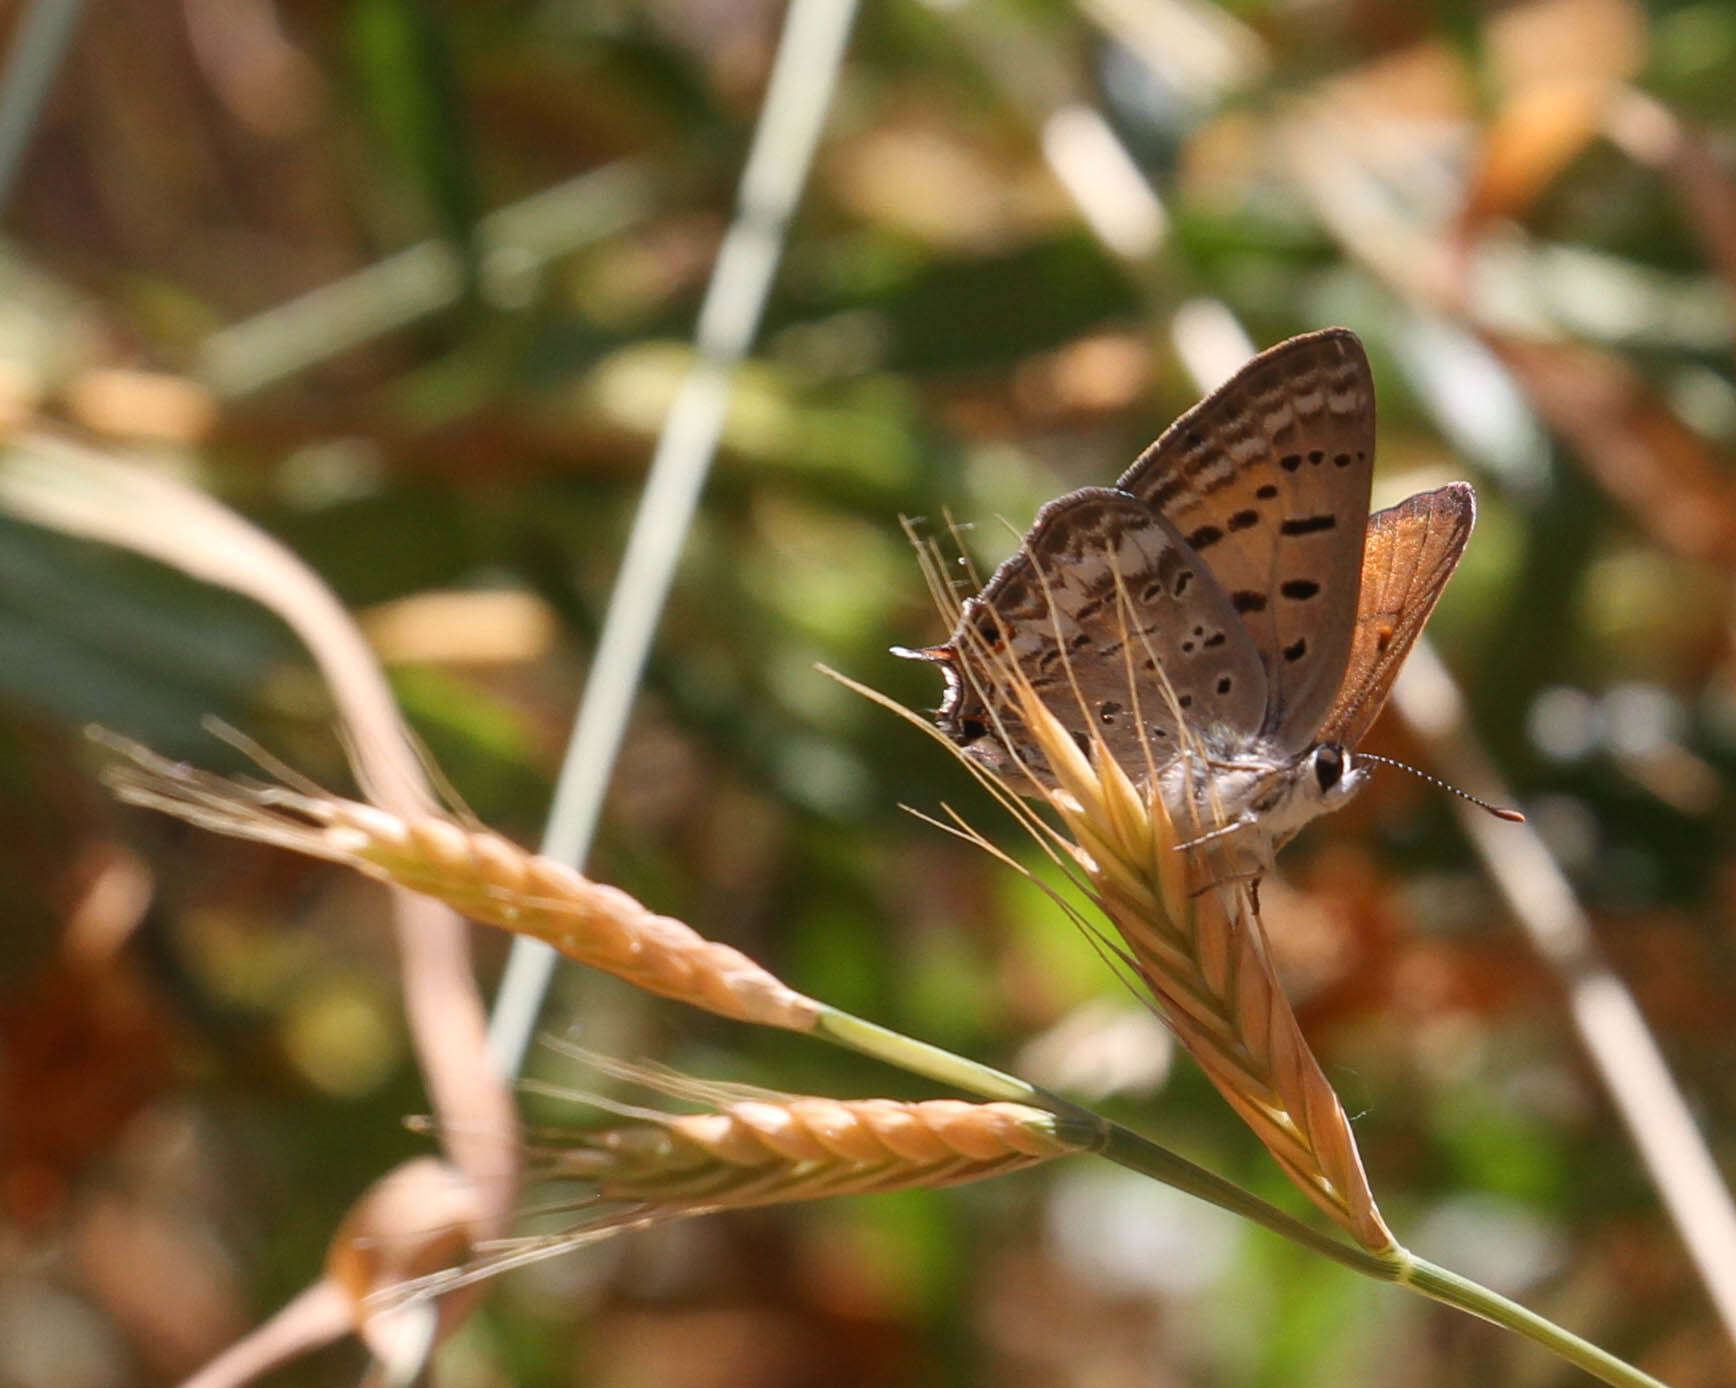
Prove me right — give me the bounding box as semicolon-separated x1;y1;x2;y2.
898;328;1478;874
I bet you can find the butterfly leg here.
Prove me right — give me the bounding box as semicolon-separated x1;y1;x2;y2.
1174;813;1275;869
1176;813;1277;904
1173;816;1250;853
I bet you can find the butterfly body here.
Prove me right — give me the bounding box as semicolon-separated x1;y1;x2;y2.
900;328;1475;872
1157;740;1369;874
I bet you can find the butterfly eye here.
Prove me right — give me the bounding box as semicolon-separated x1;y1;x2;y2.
960;718;989;742
1315;744;1345;792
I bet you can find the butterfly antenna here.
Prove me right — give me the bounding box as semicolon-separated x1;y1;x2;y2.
1356;752;1526;822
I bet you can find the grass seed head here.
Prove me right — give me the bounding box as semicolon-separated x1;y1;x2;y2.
97;734;823;1031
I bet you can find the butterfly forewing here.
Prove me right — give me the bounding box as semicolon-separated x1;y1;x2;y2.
1118;329;1375;755
1316;482;1475;750
931;488;1267;787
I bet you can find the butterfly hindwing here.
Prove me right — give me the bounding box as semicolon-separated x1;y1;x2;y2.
930;488;1268;787
1118;329;1375;755
1316;482;1476;750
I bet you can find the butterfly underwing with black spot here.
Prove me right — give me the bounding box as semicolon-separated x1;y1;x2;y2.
898;328;1476;871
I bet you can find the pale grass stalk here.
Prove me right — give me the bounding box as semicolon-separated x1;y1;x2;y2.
98;735;821;1032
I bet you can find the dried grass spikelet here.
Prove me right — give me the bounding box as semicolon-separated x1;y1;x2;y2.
882;523;1394;1252
1015;687;1393;1252
535;1091;1079;1207
391;1048;1087;1300
98;735;820;1032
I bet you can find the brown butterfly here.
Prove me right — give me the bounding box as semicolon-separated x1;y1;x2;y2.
899;328;1484;870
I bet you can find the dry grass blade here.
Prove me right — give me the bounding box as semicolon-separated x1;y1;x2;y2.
97;734;822;1032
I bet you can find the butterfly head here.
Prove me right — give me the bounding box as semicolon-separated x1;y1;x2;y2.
1248;741;1370;850
1303;742;1368;814
1310;741;1346;791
